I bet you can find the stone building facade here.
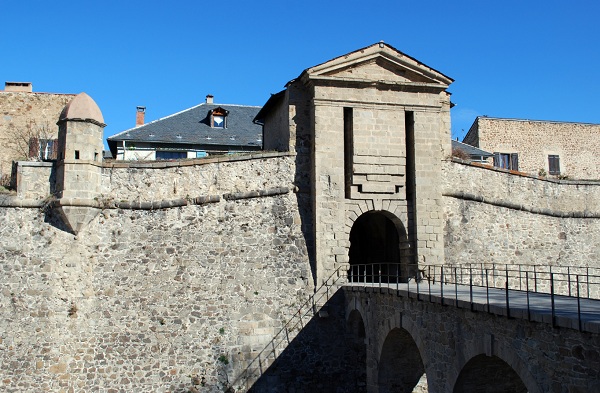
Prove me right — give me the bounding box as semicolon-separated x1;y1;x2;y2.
0;82;75;178
463;116;600;179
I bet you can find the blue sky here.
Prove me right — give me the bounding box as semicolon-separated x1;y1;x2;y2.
2;0;599;145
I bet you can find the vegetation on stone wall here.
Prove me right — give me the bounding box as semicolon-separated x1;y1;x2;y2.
451;147;471;161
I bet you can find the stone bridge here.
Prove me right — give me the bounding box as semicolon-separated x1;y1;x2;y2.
235;264;600;392
342;277;600;393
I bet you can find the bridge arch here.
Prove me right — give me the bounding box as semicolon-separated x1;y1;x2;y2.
345;309;367;385
450;346;542;393
377;327;426;392
453;354;527;393
347;209;413;282
346;296;431;393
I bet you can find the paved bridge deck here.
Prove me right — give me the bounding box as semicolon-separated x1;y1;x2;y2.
344;281;600;333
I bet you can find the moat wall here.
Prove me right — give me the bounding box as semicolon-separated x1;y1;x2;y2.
0;154;319;392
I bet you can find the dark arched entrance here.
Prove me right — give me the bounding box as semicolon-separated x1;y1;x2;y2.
454;354;527;393
348;211;411;282
378;328;426;393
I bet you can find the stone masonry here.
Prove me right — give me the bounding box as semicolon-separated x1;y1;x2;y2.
0;153;315;392
260;43;454;282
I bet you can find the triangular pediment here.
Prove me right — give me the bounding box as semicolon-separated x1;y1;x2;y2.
304;42;453;87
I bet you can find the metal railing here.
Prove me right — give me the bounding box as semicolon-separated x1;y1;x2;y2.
347;262;600;330
230;266;346;390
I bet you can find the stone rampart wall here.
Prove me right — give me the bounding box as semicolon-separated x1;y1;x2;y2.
12;161;55;200
101;152;295;202
0;153;315;392
3;153;600;391
443;160;600;267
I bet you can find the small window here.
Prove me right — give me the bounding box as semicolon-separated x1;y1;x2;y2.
493;152;518;171
210;107;229;128
38;139;57;160
156;151;187;160
75;150;80;160
548;155;560;175
213;115;224;128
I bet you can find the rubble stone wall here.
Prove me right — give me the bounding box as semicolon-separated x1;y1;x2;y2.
3;154;600;392
0;154;316;393
443;160;600;267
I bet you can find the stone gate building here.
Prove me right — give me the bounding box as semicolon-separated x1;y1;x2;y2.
255;42;453;282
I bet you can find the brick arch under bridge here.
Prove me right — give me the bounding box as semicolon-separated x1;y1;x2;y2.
342;286;599;392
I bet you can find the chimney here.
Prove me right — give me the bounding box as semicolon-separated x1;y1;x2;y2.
5;81;32;92
206;94;214;104
136;106;146;127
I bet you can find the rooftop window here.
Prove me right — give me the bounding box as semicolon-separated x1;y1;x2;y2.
210;107;229;128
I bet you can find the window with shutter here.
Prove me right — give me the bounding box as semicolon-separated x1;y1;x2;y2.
510;153;519;171
493;152;518;170
28;137;39;158
548;155;560;175
39;139;57;160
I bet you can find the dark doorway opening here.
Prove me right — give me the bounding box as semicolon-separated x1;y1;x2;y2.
348;211;412;283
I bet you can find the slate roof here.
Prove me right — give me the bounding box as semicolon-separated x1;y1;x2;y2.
452;139;493;158
107;103;263;152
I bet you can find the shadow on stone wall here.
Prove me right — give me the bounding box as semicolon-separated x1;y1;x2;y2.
291;88;317;285
43;205;73;234
245;290;366;393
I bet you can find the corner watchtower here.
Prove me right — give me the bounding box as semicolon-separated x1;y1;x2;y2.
55;92;105;234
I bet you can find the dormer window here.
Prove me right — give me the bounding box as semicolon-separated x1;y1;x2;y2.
210;107;229;128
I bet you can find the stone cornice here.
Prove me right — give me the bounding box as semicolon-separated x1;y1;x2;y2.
303;75;447;94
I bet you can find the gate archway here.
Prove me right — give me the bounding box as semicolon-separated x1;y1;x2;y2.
348;211;412;282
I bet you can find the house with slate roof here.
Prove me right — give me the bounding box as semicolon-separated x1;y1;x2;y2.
451;139;492;163
107;95;263;160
